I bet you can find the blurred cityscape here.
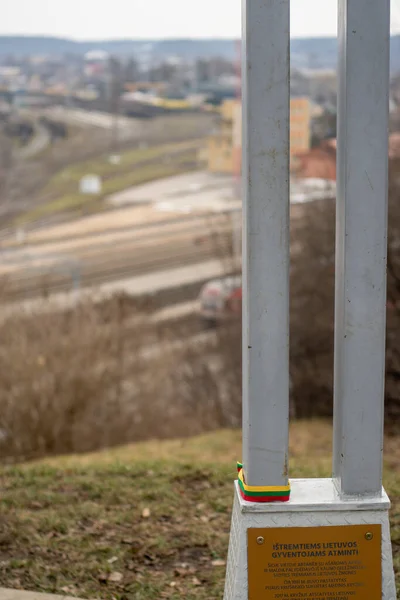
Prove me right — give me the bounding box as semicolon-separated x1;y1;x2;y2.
0;27;399;408
0;36;345;231
0;35;341;287
0;30;399;405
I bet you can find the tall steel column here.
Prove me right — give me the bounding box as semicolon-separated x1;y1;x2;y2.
334;0;391;496
242;0;290;487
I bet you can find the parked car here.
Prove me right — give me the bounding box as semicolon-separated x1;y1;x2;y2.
198;275;242;327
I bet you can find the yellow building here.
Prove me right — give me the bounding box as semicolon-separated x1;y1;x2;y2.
290;97;311;158
207;97;310;174
207;99;239;174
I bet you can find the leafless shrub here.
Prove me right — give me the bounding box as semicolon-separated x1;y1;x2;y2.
289;199;335;417
385;159;400;425
0;293;242;462
0;297;134;460
289;163;400;422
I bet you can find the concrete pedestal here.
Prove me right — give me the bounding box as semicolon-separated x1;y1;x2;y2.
224;479;396;600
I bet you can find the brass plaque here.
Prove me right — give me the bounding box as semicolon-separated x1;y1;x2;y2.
248;524;381;600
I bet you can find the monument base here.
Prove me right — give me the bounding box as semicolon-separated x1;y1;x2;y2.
224;479;396;600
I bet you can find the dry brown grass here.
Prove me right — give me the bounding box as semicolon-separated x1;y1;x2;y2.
0;292;242;463
0;296;140;460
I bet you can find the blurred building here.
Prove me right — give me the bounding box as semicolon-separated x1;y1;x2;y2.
84;50;109;78
206;99;241;174
293;139;337;181
0;66;22;88
290;97;312;158
207;97;311;174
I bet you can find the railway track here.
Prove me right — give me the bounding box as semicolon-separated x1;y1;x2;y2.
1;204;235;293
1;200;235;302
1;238;228;302
5;214;232;261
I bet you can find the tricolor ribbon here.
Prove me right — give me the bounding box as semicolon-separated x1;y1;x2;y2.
237;462;290;503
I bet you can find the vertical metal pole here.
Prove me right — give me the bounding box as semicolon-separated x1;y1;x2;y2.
334;0;390;496
242;0;290;487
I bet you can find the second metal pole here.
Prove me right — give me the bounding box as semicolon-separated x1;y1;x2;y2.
334;0;390;497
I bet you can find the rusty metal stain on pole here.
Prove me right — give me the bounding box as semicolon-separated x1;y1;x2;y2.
242;0;290;487
334;0;390;496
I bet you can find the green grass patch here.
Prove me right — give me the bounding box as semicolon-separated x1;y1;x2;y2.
0;422;399;599
19;160;196;223
16;140;201;225
41;140;199;195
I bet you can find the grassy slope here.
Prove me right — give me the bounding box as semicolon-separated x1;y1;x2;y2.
17;140;201;225
0;421;399;599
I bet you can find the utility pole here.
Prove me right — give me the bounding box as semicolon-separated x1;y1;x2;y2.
108;56;120;157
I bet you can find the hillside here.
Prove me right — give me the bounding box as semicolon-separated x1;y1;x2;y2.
0;36;236;60
0;422;399;599
2;34;400;71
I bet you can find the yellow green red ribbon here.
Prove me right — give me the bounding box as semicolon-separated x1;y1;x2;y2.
237;462;290;503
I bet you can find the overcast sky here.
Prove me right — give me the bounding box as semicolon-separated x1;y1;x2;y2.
1;0;400;40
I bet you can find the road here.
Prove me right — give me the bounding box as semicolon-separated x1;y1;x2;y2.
45;106;144;141
16;123;50;160
43;107;214;145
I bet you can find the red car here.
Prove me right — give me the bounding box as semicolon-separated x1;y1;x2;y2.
198;275;242;327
